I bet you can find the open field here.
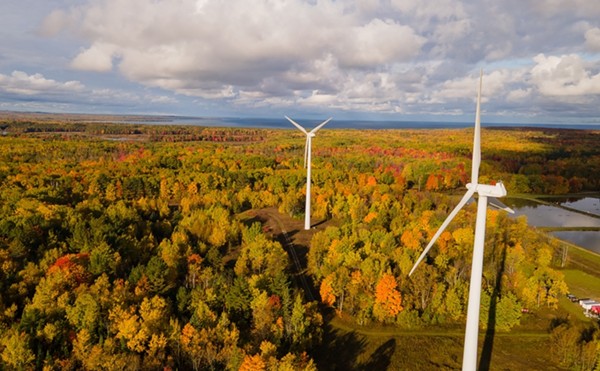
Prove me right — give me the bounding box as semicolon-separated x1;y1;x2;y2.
565;242;600;276
313;309;567;370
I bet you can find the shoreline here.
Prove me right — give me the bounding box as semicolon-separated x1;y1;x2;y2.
2;110;600;130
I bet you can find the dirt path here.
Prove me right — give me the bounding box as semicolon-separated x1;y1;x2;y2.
249;207;335;301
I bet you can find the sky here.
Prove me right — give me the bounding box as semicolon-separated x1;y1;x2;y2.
1;0;600;125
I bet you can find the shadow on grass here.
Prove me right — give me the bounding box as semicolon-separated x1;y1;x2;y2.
479;243;508;370
314;326;367;370
358;338;396;371
240;214;263;228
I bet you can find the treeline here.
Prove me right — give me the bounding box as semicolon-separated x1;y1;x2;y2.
1;120;267;143
0;123;598;369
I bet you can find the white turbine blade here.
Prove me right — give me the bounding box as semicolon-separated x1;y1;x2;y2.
285;116;308;134
309;117;332;134
489;197;515;214
304;137;309;168
471;70;482;184
409;188;476;276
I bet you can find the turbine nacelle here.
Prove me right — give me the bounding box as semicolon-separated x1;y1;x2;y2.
466;181;508;198
466;182;515;214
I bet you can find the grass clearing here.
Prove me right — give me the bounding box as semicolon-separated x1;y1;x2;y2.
315;321;563;370
565;243;600;276
556;296;589;322
562;270;600;300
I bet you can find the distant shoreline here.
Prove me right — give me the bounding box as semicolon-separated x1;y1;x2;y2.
1;110;600;130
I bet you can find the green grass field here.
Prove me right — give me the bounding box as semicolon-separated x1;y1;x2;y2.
315;316;564;370
562;270;600;300
565;243;600;277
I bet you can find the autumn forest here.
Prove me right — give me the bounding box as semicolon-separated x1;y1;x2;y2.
0;118;599;370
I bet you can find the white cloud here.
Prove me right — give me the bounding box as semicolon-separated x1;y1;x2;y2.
71;43;116;72
148;95;178;104
585;27;600;52
44;0;425;105
530;0;600;18
0;71;84;95
0;69;179;114
38;10;69;37
429;70;515;103
506;88;532;102
336;19;425;68
390;0;467;20
531;54;600;97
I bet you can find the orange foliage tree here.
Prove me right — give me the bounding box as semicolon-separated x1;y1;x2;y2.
373;274;403;322
239;354;266;371
319;275;336;307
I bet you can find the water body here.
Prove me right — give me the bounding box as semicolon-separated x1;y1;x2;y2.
552;231;600;254
505;197;600;252
540;197;600;217
111;116;600;130
507;202;600;228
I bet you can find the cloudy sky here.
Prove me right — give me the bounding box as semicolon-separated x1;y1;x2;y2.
1;0;600;124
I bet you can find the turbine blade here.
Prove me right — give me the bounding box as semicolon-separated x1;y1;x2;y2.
409;188;476;276
489;197;515;214
309;117;332;134
285;116;308;134
304;137;309;168
471;70;482;184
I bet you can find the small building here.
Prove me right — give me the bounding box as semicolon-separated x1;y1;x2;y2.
581;301;600;311
578;298;593;306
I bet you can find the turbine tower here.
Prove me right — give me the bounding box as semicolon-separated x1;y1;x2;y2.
408;71;514;371
285;116;332;230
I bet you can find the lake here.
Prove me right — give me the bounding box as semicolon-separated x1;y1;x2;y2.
107;116;600;130
544;197;600;217
505;197;600;253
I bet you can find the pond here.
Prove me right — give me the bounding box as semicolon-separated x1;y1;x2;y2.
504;197;600;253
539;197;600;217
551;231;600;254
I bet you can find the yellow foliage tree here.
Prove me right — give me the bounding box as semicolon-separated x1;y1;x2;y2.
0;329;35;370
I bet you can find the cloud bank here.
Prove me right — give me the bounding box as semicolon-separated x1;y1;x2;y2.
1;0;599;121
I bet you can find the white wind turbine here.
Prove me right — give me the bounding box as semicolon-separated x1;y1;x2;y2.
285;116;332;230
408;71;514;371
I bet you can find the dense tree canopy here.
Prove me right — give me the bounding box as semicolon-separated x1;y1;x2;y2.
0;119;598;369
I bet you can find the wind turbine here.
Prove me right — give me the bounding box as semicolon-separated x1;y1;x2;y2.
408;71;514;371
285;116;332;230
